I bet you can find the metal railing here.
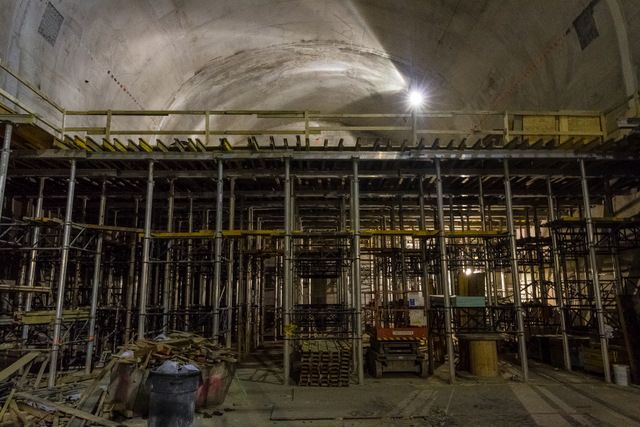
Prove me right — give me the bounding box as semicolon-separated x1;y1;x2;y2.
1;61;637;146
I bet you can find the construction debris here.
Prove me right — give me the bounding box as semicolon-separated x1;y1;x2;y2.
0;333;236;426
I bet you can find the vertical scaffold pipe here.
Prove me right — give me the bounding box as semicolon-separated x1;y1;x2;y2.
22;177;46;342
283;158;292;385
212;161;224;340
49;159;77;389
503;159;529;382
546;177;572;371
226;178;236;347
579;159;612;383
0;123;12;215
435;159;455;384
162;179;175;333
137;161;155;340
352;158;364;385
85;179;107;373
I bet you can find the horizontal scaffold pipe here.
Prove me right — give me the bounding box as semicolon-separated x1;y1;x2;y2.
11;148;637;161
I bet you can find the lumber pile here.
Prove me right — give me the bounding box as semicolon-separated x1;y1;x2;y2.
103;332;236;419
296;340;351;387
0;333;236;426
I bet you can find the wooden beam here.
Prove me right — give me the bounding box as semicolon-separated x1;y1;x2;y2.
0;352;40;382
14;393;122;427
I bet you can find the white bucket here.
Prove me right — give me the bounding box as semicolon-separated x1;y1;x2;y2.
613;364;630;386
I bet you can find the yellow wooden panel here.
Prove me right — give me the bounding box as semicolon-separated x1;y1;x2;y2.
567;116;601;133
522;116;556;134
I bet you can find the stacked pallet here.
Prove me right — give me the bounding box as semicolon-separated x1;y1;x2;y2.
297;340;351;387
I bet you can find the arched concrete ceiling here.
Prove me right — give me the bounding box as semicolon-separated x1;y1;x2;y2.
1;0;639;125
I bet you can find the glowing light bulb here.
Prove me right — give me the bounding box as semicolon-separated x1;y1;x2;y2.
408;89;425;109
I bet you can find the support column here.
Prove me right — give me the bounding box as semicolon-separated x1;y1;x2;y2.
419;176;434;374
137;161;154;340
124;198;140;343
244;207;254;354
435;159;455;384
162;179;175;333
579;159;612;383
283;158;292;385
85;179;107;373
479;177;495;325
49;159;77;389
212;161;224;340
351;158;364;384
185;197;194;330
546;177;572;371
339;197;347;305
22;177;46;342
225;178;236;347
0;123;12;215
503;159;529;381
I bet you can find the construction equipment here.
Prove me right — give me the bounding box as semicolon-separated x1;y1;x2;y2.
367;326;428;378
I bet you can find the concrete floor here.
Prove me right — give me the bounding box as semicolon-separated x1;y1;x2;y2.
126;342;640;426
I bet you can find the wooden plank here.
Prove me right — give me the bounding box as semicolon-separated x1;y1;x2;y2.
0;352;40;382
14;392;121;427
0;389;14;421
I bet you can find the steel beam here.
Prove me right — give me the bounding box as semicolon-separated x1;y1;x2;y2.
85;179;107;373
212;161;224;339
137;161;155;339
579;159;612;383
48;160;77;389
435;159;455;384
503;159;529;381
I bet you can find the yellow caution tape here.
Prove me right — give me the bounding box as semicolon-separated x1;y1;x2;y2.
284;323;298;337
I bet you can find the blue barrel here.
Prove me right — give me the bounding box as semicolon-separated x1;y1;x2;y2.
148;361;201;427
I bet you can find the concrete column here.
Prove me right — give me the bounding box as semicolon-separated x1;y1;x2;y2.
504;159;529;381
546;177;572;371
85;179;107;373
435;159;455;384
212;161;224;339
48;159;77;389
579;159;611;383
137;161;155;339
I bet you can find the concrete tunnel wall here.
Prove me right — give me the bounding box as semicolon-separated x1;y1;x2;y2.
0;0;639;136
